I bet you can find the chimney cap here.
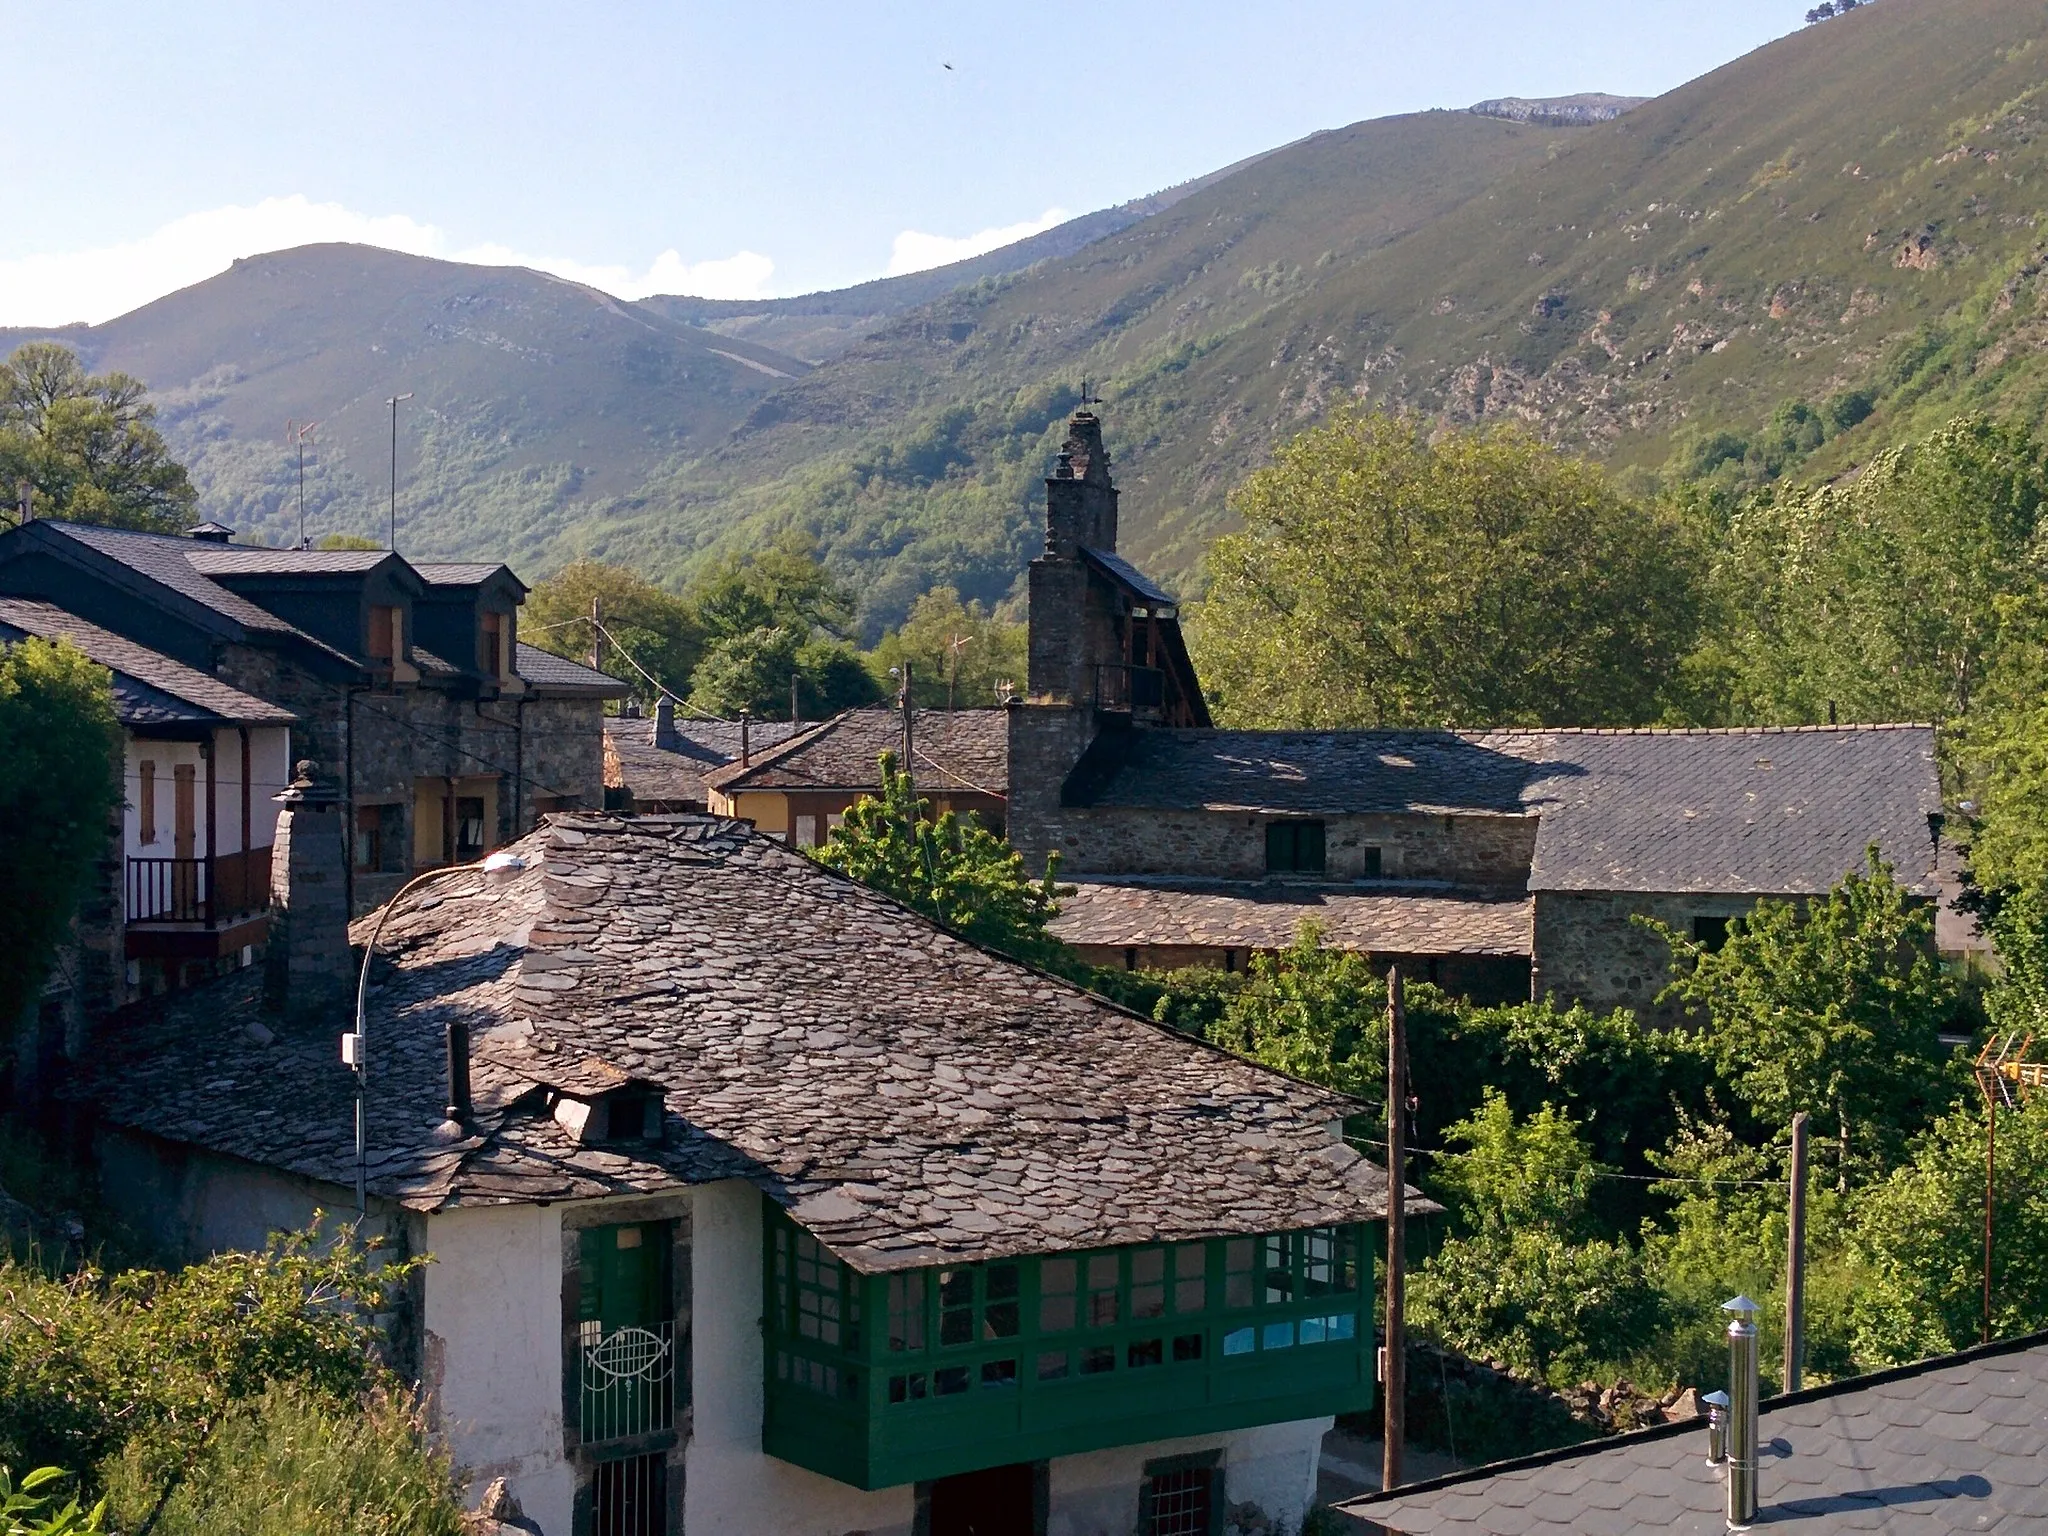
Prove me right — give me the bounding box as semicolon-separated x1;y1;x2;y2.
273;758;341;807
1722;1294;1761;1318
185;520;236;543
1702;1389;1731;1407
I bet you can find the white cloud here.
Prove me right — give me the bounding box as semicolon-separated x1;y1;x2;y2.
0;195;776;326
884;207;1070;278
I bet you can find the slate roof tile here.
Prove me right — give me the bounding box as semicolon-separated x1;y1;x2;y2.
708;707;1009;797
0;598;295;726
1077;726;1940;896
1344;1333;2048;1536
604;716;806;806
1049;879;1532;955
76;813;1424;1271
515;643;629;696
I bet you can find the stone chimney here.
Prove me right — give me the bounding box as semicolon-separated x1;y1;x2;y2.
1043;411;1119;557
653;694;678;751
264;761;351;1023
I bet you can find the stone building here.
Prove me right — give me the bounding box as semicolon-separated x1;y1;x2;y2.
76;811;1426;1536
0;518;625;938
603;698;804;813
1005;412;1945;1016
705;704;1010;845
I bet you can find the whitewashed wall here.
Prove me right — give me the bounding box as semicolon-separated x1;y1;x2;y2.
121;725;291;860
423;1202;576;1536
1046;1417;1329;1536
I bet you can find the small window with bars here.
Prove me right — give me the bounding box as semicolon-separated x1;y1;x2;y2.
1141;1453;1219;1536
592;1450;665;1536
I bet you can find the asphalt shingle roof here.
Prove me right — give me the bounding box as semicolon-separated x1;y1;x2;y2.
413;562;519;588
514;642;629;696
1050;879;1532;956
709;706;1010;798
0;598;295;726
78;814;1421;1270
184;547;395;575
1345;1332;2048;1535
1074;727;1940;897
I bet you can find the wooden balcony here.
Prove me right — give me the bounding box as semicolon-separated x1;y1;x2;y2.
124;848;272;960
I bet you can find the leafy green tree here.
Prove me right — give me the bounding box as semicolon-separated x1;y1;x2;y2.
687;627;882;720
870;586;1025;710
1846;1094;2048;1365
0;344;195;533
1952;595;2048;889
686;532;855;643
314;534;384;552
1432;1090;1608;1240
0;639;120;1037
811;752;1068;967
1192;413;1704;727
1707;416;2048;724
525;560;704;709
1649;850;1960;1188
0;1467;102;1535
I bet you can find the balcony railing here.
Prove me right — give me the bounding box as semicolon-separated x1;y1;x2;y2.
125;847;272;925
579;1319;676;1445
1092;663;1166;714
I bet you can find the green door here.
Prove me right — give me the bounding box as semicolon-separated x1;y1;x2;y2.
577;1223;673;1443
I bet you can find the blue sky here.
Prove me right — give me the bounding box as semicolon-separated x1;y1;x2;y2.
0;1;1804;325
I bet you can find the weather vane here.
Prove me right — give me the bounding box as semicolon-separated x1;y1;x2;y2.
1080;378;1102;407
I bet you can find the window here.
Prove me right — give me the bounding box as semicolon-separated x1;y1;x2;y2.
592;1450;665;1536
138;759;157;845
775;1227;858;1354
937;1261;1022;1346
454;796;487;861
1039;1257;1077;1333
887;1273;926;1352
1265;820;1325;875
368;605;400;663
480;610;504;676
1693;914;1730;951
354;803;403;874
1362;845;1383;879
1141;1455;1218;1536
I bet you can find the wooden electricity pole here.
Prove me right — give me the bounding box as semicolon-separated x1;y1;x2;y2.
1784;1111;1808;1392
1384;966;1408;1492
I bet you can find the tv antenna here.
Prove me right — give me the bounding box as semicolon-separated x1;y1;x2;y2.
385;393;413;553
285;420;319;549
1973;1031;2043;1343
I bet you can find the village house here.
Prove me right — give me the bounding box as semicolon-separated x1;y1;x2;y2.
75;804;1424;1536
703;703;1010;846
998;412;1946;1016
0;597;295;1093
602;698;804;814
0;518;623;993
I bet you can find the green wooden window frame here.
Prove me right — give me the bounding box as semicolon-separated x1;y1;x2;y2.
1265;820;1326;874
762;1199;1375;1490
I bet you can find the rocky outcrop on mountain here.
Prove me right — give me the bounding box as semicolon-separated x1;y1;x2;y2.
1469;94;1645;126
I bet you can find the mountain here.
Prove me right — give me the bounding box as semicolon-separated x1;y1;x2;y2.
633;142;1295;364
0;245;813;563
629;0;2048;614
1468;94;1647;126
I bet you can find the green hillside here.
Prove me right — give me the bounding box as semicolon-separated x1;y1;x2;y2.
0;244;812;564
615;0;2048;620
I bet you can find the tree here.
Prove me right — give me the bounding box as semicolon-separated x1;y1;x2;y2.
685;532;855;643
0;344;195;533
314;534;384;552
1649;850;1960;1188
810;752;1069;967
1191;413;1704;727
1431;1090;1607;1240
1952;595;2048;889
524;560;703;709
870;586;1025;710
1708;416;2048;725
687;627;883;720
0;639;120;1037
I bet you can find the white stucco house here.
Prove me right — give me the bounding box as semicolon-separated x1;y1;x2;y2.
78;811;1423;1536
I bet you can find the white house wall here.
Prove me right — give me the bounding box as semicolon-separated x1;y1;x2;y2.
423;1202;576;1536
1045;1418;1330;1536
121;725;291;860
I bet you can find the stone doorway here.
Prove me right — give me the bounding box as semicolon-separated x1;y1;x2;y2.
925;1462;1039;1536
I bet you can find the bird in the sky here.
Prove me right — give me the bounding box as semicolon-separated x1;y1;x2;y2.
942;61;953;70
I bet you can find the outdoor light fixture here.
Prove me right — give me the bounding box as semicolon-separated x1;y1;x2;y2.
344;849;526;1212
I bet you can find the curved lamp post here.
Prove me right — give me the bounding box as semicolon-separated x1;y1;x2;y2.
344;849;527;1213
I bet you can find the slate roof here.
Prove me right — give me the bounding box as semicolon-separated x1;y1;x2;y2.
1344;1331;2048;1535
514;643;630;697
77;814;1421;1270
1083;546;1178;608
0;598;295;727
1051;880;1532;957
1073;727;1941;897
604;716;806;806
413;562;521;588
709;706;1010;798
184;547;395;575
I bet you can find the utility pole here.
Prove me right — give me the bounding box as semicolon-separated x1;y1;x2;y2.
386;393;413;552
1972;1034;2028;1345
791;671;801;725
589;597;604;674
1784;1111;1808;1391
1383;966;1408;1493
1984;1092;1997;1345
899;660;916;794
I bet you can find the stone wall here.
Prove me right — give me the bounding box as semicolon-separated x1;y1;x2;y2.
1532;890;1766;1024
1038;805;1538;886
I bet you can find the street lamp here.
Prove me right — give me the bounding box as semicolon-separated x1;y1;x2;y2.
343;848;526;1213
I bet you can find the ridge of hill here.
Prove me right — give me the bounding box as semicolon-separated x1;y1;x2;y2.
619;0;2048;616
633;140;1298;363
1468;93;1646;125
0;244;814;562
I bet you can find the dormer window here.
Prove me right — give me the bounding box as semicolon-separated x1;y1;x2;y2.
369;605;401;663
480;610;504;678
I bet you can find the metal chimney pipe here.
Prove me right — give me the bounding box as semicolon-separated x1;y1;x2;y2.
445;1018;472;1125
1724;1295;1761;1530
1702;1390;1730;1465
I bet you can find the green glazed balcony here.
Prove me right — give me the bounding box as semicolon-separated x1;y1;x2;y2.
760;1197;1377;1490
